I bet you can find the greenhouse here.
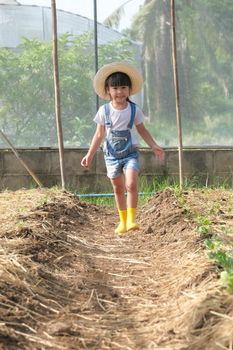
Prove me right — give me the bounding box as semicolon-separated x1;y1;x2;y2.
0;0;232;149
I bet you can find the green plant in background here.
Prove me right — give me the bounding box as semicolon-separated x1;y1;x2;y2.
222;226;233;234
212;250;233;294
0;33;135;148
105;0;233;147
205;238;233;293
77;177;192;208
76;177;171;207
220;271;233;293
138;176;172;194
173;187;186;203
79;195;116;207
16;221;27;230
205;238;222;252
208;203;221;215
37;194;49;207
209;250;233;271
196;216;212;235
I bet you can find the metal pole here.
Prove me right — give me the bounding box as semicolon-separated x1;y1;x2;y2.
93;0;99;111
0;130;43;188
51;0;66;189
170;0;184;188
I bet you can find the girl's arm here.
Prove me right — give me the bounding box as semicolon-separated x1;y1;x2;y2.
81;124;105;168
136;122;165;161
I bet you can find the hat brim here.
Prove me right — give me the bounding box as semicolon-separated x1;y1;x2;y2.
93;61;143;100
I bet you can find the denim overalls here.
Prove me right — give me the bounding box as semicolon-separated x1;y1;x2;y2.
103;101;137;159
103;102;139;179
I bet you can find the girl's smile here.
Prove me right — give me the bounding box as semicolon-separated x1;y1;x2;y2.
107;85;130;109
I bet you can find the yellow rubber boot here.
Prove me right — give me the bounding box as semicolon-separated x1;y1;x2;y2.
115;209;127;234
127;208;139;231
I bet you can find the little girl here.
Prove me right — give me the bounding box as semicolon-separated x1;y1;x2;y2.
81;61;164;234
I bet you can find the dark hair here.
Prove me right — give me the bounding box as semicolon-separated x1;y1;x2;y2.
105;72;132;90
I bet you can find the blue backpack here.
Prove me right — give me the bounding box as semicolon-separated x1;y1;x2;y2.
103;101;137;159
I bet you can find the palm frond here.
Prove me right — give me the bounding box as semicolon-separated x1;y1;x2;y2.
103;0;135;30
103;7;125;29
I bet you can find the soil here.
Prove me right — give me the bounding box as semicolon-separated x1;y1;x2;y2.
0;187;233;350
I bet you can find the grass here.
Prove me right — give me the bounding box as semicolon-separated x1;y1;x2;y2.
79;194;116;207
76;177;174;207
75;175;218;207
77;192;157;207
74;173;233;208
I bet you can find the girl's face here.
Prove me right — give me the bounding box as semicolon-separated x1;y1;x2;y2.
107;85;130;105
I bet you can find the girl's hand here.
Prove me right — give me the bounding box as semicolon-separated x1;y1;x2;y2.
136;123;165;161
81;155;92;168
152;145;165;161
81;124;105;169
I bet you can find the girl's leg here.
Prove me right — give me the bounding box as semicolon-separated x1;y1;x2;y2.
110;174;127;234
125;168;139;231
111;174;126;210
125;168;138;208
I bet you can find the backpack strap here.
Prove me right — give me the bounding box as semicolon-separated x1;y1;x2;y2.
103;101;136;129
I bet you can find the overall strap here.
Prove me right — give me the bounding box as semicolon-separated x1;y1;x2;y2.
127;102;136;129
103;103;112;128
104;101;136;129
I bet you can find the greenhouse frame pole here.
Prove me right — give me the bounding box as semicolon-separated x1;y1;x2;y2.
170;0;184;188
0;130;43;188
93;0;99;111
51;0;66;189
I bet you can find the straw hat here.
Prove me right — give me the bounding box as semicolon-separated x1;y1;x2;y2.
93;61;143;100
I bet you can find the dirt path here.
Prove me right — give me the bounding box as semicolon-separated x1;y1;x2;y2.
0;188;233;350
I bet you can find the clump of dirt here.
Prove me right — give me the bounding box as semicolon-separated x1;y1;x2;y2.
0;187;232;350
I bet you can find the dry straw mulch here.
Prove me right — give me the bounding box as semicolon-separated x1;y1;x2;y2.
0;187;233;350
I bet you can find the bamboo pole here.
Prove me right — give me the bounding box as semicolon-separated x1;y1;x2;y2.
170;0;184;188
93;0;99;111
51;0;65;189
0;130;43;188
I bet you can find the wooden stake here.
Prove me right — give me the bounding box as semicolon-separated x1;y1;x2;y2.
51;0;65;189
170;0;184;188
0;130;43;188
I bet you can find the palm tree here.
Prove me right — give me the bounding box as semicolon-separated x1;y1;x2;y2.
104;0;233;128
104;0;175;122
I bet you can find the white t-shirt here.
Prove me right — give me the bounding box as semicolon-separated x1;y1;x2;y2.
94;101;144;147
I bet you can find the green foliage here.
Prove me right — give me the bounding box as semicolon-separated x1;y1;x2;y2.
205;238;222;252
196;216;212;235
0;33;135;147
205;237;233;293
220;271;233;293
139;176;175;193
127;0;233;146
1;0;233;148
79;195;116;207
209;250;233;271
